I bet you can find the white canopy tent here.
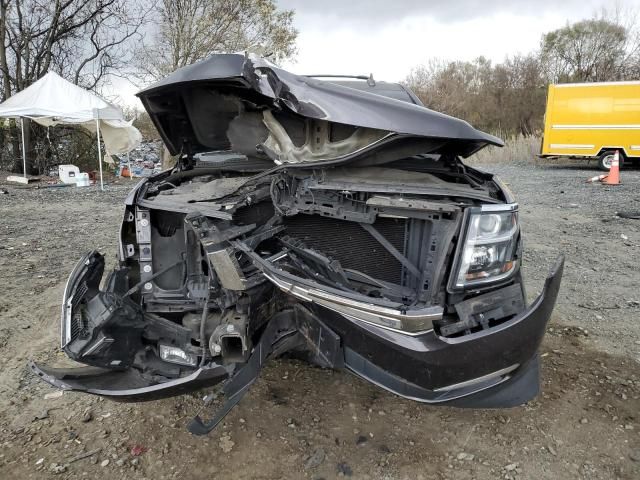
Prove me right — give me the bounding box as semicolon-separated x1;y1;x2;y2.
0;71;141;190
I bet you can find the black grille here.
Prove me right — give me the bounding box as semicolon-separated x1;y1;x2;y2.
234;201;275;226
282;215;407;284
68;282;88;343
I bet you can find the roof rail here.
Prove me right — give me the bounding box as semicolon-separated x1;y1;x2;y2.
305;74;376;86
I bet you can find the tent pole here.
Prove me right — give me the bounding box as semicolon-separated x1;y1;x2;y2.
127;152;132;180
20;118;27;177
96;118;104;191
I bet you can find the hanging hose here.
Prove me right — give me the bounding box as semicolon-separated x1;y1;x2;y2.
199;283;212;367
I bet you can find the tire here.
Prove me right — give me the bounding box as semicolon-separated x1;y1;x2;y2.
597;150;624;171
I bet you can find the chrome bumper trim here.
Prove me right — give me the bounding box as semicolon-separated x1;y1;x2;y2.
263;272;442;335
433;363;519;392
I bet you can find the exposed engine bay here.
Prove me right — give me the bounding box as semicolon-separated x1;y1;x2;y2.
67;155;503;369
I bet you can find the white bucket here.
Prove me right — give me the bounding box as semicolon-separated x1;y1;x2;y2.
75;172;90;187
58;164;80;184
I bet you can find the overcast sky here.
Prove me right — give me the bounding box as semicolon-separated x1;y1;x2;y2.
112;0;640;108
278;0;639;79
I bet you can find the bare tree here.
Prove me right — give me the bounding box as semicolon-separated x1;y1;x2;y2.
404;54;546;137
0;0;148;173
541;9;640;82
1;0;148;95
404;8;640;138
137;0;297;169
138;0;297;79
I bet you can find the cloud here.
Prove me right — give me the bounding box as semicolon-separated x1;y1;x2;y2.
281;11;563;81
277;0;640;83
277;0;609;25
112;0;640;107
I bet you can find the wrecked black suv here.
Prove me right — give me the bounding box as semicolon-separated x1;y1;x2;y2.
32;54;563;435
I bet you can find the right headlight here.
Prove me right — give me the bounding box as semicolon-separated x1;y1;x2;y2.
450;203;519;289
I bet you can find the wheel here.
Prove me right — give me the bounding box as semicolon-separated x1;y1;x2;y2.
597;150;624;171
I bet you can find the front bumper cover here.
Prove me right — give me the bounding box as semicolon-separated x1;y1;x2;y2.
31;253;563;422
30;361;230;402
327;255;563;406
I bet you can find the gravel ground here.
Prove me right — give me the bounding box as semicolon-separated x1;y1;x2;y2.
484;163;640;359
0;164;638;480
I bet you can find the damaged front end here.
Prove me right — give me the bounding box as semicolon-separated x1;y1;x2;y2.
31;54;563;435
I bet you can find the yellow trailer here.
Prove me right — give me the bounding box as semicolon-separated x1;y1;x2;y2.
540;81;640;170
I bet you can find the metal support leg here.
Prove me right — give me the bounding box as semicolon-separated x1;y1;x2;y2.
96;118;104;191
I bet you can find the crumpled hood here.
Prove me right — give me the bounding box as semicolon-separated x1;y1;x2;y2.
137;54;503;162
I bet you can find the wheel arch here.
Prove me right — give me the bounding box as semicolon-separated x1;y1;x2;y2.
596;146;628;159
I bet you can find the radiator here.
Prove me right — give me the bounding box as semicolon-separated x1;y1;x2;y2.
282;215;407;284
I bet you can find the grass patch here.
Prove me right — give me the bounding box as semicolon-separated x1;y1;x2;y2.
465;135;542;166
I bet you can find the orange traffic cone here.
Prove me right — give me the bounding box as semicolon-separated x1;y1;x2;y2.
603;150;621;185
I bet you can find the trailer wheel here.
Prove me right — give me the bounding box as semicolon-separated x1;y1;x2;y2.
598;150;624;171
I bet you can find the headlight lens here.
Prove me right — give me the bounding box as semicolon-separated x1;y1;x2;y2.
452;205;519;288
